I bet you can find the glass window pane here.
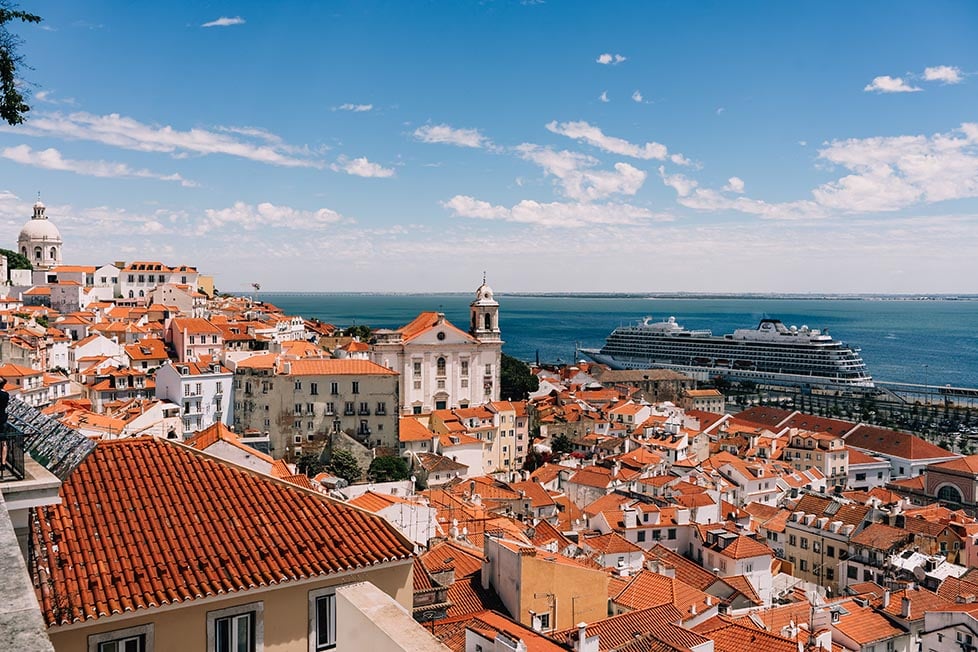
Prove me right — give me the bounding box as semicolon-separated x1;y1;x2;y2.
216;617;230;652
98;643;119;652
317;594;336;649
236;614;252;652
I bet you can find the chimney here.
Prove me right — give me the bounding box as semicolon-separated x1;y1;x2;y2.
901;596;911;618
882;590;890;609
575;623;599;652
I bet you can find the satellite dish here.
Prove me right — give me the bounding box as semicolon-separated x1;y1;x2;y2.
913;565;927;582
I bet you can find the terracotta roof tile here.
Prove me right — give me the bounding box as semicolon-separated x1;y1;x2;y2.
30;437;413;626
845;424;958;461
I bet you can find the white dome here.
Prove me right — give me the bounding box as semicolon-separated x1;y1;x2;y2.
19;218;62;243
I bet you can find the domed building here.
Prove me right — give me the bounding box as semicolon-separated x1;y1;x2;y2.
18;200;63;271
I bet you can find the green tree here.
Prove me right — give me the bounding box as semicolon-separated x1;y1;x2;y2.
326;449;362;484
295;451;327;477
0;2;41;125
551;432;573;455
500;353;539;401
367;456;411;482
341;324;372;340
0;247;31;270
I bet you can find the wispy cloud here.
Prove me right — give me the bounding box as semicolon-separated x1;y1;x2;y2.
34;90;75;106
336;103;374;112
413;124;490;148
599;91;609;103
442;195;666;228
659;122;978;217
2;111;323;168
330;156;395;178
201;16;245;28
596;53;626;65
631;90;644;103
864;75;921;93
199;201;344;233
723;177;745;193
923;65;963;84
516;144;646;202
545;120;690;165
2;144;196;186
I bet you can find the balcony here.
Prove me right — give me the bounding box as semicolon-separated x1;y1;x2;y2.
344;407;356;416
358;407;371;416
0;428;25;481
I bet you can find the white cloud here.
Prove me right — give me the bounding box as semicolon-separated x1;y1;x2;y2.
1;144;196;186
864;75;921;93
443;195;665;228
596;53;626;65
516;143;646;202
631;90;644;103
724;177;745;193
812;123;978;211
330;156;395;178
413;124;489;148
202;16;245;28
2;111;323;168
659;122;978;218
923;65;963;84
199;201;344;233
545;120;689;164
34;90;75;105
336;103;374;112
599;91;609;103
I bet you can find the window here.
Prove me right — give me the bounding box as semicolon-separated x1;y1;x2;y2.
800;560;808;572
376;402;386;414
789;534;797;546
296;380;303;390
331;382;339;395
826;568;835;581
847;566;858;579
208;601;263;652
827;545;835;558
667;528;676;540
352;381;359;394
637;530;646;542
89;624;153;652
310;588;337;651
413;361;422;378
461;360;469;375
311;383;319;396
436;357;446;376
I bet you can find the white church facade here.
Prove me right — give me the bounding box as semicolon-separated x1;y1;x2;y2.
370;280;503;414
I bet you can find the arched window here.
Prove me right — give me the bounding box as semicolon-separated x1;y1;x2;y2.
938;484;963;505
138;290;144;298
436;357;446;377
50;246;57;260
20;247;26;257
34;246;41;260
128;290;134;298
484;313;492;330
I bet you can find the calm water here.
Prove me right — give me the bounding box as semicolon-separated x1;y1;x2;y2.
252;294;978;388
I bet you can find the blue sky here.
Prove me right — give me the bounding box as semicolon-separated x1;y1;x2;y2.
1;0;977;293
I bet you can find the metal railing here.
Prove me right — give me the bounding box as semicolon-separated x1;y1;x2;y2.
0;425;25;481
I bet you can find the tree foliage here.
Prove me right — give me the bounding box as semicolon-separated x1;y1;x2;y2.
341;324;372;340
367;456;411;482
551;432;573;455
326;449;362;484
0;2;42;126
295;451;327;477
0;247;31;270
500;353;539;401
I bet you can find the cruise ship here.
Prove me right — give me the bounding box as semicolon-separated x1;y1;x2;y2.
580;316;874;388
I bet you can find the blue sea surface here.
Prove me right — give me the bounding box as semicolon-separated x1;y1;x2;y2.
251;294;978;388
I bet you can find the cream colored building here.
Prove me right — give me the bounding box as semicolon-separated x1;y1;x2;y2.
370;281;503;414
233;355;400;456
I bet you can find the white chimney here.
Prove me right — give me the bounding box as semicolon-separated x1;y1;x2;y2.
901;596;911;618
882;590;890;609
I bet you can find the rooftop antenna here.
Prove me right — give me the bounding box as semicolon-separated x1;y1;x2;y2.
483;270;486;284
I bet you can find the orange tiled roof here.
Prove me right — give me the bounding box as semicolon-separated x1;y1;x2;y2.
845;424;957;461
285;358;398;376
31;437;413;626
613;569;714;614
398;311;475;343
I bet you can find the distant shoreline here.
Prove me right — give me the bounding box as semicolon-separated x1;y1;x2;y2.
237;291;977;301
